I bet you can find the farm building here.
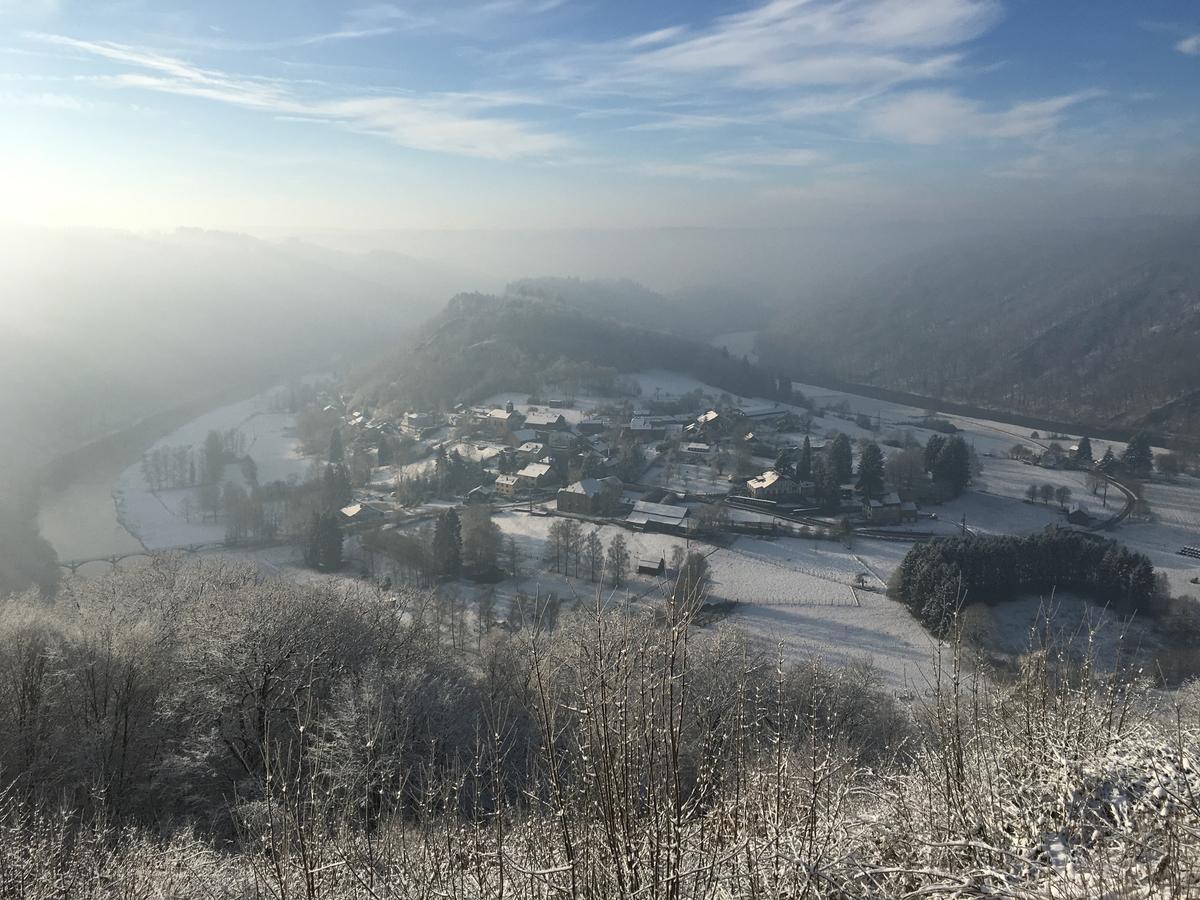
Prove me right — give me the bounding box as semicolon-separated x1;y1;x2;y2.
338;503;388;528
516;462;557;490
637;557;666;576
494;474;520;497
627;500;690;534
746;469;799;501
557;476;623;515
862;492;918;525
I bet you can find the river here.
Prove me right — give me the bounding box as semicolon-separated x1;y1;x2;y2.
35;387;256;572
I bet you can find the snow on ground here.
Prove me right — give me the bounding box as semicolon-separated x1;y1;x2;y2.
974;455;1089;504
958;594;1160;670
635;370;726;402
485;508;940;690
643;459;730;495
1117;475;1200;598
240;411;310;485
709;535;940;689
114;387;309;551
478;392;607;425
909;456;1099;537
933;490;1062;536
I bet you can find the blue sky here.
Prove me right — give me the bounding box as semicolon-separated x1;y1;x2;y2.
2;0;1198;231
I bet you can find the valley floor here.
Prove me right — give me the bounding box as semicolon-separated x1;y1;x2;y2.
87;368;1200;694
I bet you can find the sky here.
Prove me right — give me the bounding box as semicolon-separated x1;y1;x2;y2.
2;0;1199;233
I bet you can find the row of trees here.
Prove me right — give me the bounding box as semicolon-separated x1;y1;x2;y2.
545;521;631;586
1025;482;1073;508
365;507;517;586
142;428;247;492
892;530;1159;635
772;431;974;511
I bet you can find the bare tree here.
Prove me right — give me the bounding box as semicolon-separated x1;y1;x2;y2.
606;533;630;587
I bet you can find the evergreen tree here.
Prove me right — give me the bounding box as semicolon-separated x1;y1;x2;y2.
932;435;971;497
1097;447;1118;474
328;427;344;464
203;429;225;485
1122;432;1153;477
321;464;353;512
433;508;462;577
796;436;813;482
810;456;840;513
774;448;792;479
855;441;885;499
828;433;853;485
303;512;343;571
923;433;946;473
1073;436;1094;467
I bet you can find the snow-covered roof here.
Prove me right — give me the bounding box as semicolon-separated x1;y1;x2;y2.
561;476;622;498
747;470;793;491
495;474;519;487
630;500;688;524
696;410;720;424
518;462;553;479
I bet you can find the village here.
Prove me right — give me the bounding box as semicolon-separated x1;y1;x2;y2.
95;368;1200;690
334;378;1129;550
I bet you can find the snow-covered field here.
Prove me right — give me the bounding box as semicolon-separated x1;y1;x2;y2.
114;388;309;550
481;507;939;689
642;459;730;495
958;594;1160;671
1120;475;1200;598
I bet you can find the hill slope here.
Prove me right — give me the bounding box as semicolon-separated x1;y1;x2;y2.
351;292;788;414
759;217;1200;441
504;276;772;340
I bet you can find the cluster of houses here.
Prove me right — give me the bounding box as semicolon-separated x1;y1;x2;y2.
335;395;931;543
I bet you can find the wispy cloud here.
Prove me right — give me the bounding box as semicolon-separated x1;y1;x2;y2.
621;0;999;89
168;27;397;52
1178;34;1200;56
507;0;1007;146
32;33;570;160
627;27;687;49
866;89;1101;144
345;0;567;38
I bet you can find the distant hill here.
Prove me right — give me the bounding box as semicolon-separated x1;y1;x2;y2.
351;291;789;415
758;217;1200;442
504;276;772;340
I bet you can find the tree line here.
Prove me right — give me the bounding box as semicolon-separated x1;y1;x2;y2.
892;529;1159;635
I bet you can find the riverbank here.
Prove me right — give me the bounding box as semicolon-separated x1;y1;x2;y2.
36;378;309;567
114;387;311;551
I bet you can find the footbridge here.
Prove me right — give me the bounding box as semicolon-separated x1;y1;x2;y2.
58;539;289;574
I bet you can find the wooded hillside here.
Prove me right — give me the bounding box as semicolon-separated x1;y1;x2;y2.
759;217;1200;442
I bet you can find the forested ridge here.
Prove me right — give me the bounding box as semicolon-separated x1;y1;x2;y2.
352;291;789;414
